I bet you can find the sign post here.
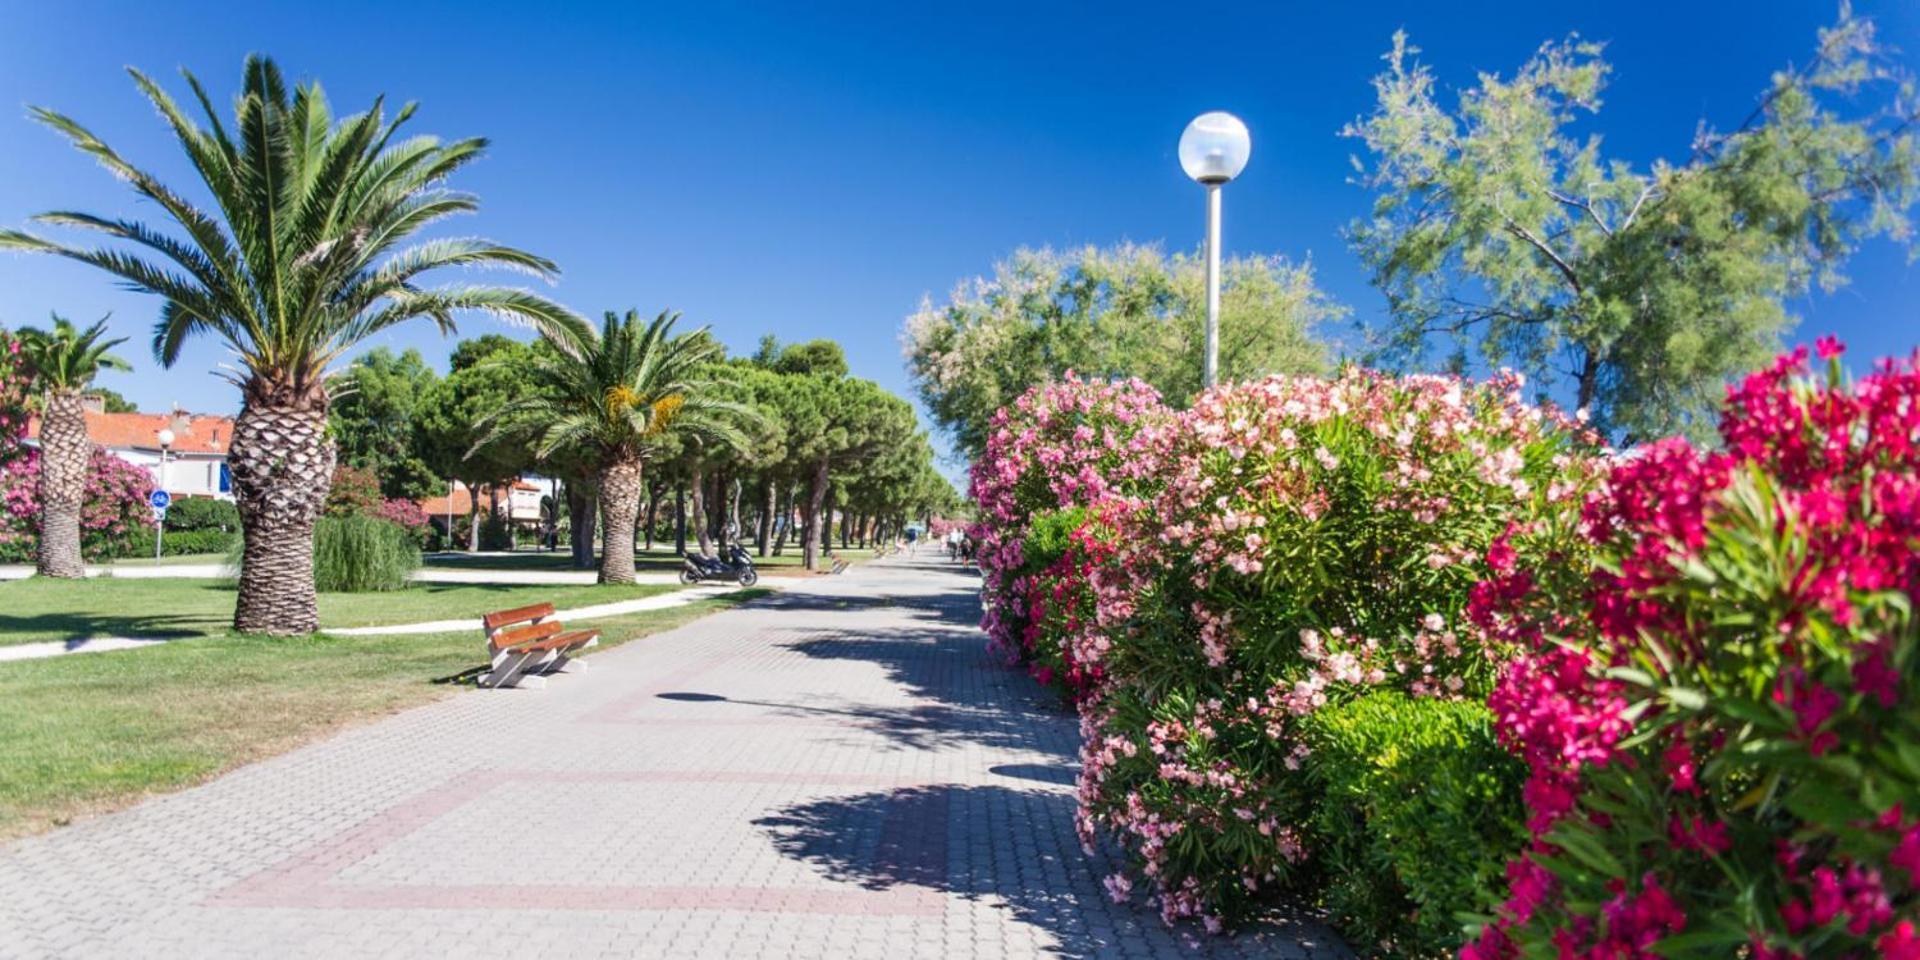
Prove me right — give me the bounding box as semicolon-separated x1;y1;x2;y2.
149;490;171;560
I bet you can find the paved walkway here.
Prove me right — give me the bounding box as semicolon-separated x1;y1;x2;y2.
0;556;1349;959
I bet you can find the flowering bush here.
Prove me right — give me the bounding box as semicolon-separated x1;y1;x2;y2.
374;497;432;546
324;464;382;519
0;332;28;464
1465;342;1920;960
968;374;1170;672
927;516;968;540
0;446;153;562
975;366;1589;944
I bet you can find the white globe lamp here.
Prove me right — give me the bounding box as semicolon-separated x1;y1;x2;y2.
1179;111;1251;388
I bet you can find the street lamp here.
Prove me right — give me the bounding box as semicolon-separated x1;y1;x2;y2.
1178;111;1252;388
154;428;174;559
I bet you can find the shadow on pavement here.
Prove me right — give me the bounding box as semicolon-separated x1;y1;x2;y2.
758;783;1352;959
776;627;1077;758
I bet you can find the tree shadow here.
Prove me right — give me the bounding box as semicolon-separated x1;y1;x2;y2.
757;783;1353;959
770;627;1078;759
0;607;222;648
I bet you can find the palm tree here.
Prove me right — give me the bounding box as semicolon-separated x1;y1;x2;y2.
17;316;130;579
480;310;754;584
0;57;575;634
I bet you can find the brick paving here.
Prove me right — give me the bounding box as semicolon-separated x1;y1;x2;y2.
0;556;1352;959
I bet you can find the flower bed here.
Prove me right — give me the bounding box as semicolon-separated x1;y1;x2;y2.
967;373;1170;677
0;446;153;562
1465;342;1920;960
975;346;1920;958
975;367;1600;952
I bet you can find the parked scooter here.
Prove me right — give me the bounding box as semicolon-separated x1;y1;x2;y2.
681;542;759;586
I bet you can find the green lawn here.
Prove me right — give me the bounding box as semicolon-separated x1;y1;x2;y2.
104;552;230;567
0;578;682;647
0;590;764;839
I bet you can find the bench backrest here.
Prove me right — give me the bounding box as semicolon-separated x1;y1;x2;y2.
482;603;560;649
483;602;556;632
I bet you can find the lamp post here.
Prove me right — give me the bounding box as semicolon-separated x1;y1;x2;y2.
1178;111;1252;388
155;428;175;559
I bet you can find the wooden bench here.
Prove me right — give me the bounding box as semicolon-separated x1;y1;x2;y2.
476;602;599;689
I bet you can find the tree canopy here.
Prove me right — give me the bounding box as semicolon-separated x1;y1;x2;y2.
903;243;1339;457
329;347;439;499
412;340;537;503
1345;11;1919;440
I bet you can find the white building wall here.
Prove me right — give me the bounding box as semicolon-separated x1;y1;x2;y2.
108;448;231;500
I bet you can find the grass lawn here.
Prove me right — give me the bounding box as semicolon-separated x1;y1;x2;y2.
0;590;764;839
424;545;879;574
104;552;230;567
0;578;683;647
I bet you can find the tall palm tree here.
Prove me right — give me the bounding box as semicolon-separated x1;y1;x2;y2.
0;57;576;634
17;316;130;578
480;310;754;584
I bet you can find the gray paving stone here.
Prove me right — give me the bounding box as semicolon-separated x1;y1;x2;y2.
0;556;1351;959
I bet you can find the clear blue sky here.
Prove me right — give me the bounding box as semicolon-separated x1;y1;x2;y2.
1;1;1915;473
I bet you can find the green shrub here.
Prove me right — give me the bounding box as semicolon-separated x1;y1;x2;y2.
1020;507;1084;571
479;511;515;550
312;515;420;592
161;497;239;532
1299;692;1526;957
121;527;237;558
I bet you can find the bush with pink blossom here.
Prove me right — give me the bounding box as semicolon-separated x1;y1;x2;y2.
0;331;28;464
969;367;1600;947
373;497;433;546
1464;342;1920;960
1064;368;1600;940
0;446;154;562
968;373;1171;677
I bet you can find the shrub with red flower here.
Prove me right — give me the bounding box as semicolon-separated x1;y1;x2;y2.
1466;343;1920;960
324;464;383;519
373;497;432;546
0;446;153;562
968;373;1171;670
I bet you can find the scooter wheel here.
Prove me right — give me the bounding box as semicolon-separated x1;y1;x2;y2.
738;569;759;587
680;569;699;585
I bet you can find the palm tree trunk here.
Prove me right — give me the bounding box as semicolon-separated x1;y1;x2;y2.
597;454;644;584
34;389;89;578
803;459;829;570
229;399;334;635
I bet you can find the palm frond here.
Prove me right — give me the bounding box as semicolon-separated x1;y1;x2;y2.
9;56;571;398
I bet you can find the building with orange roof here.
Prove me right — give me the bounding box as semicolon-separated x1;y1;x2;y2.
418;478;548;540
25;397;235;501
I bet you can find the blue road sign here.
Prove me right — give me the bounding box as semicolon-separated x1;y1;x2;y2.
148;489;172;511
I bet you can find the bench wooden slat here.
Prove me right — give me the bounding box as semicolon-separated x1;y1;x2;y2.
521;629;600;653
482;602;556;631
491;620;564;650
